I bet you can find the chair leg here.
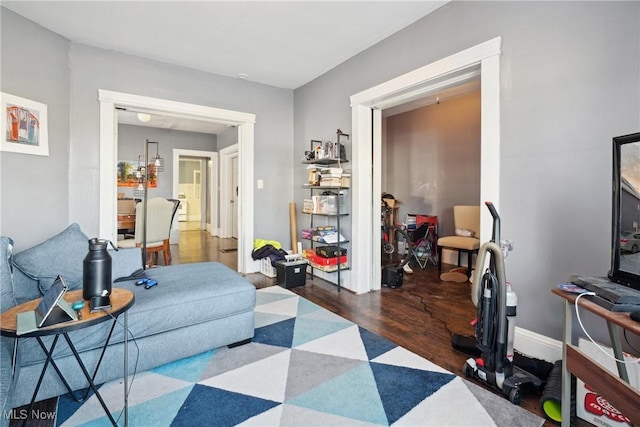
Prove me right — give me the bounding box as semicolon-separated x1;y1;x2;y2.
466;250;477;278
162;240;170;265
437;246;443;271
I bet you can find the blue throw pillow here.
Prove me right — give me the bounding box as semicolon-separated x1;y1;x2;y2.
0;237;17;312
12;224;88;295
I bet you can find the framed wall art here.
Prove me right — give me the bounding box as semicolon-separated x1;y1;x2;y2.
117;159;158;188
1;92;49;156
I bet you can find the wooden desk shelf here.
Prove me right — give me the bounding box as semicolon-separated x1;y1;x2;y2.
552;288;640;426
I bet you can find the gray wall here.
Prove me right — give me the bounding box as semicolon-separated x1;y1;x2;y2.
0;8;70;251
1;6;294;252
383;92;481;236
217;127;239;151
294;1;640;343
117;124;216;199
66;43;294;245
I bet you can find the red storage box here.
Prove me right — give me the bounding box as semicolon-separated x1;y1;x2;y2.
416;215;437;228
310;253;347;266
305;250;347;266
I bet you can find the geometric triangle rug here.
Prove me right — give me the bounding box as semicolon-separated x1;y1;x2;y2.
56;286;545;426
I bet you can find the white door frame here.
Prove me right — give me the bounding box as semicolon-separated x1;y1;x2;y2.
219;144;238;238
350;37;502;294
173;149;217;235
98;90;257;273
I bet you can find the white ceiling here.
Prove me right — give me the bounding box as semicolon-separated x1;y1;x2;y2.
3;1;448;90
117;108;231;134
3;1;449;135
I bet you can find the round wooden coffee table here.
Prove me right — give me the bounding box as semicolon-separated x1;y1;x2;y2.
1;288;135;426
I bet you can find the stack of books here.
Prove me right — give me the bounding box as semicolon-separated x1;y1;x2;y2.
319;167;343;187
306;165;321;186
305;165;350;188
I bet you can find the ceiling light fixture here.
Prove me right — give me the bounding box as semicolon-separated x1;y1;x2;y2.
137;113;151;123
237;73;248;80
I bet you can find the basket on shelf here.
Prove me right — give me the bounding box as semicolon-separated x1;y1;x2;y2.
260;258;277;278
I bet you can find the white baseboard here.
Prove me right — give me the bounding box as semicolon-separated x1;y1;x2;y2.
514;326;562;363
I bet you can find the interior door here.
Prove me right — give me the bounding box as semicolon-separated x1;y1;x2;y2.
232;156;239;238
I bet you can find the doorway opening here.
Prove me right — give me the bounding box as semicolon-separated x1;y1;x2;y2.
98;90;257;273
173;150;217;237
350;37;502;294
381;86;481;264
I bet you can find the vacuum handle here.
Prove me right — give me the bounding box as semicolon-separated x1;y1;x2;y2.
485;201;501;244
485;201;499;219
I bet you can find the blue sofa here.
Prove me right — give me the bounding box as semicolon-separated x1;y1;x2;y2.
0;224;256;425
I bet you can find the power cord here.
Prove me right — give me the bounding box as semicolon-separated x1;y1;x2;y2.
574;292;640;365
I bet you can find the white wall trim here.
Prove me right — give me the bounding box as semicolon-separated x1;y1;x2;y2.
98;90;257;273
515;327;562;363
219;144;238;238
349;37;502;294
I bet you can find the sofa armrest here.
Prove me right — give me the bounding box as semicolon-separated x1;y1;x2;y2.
110;248;143;280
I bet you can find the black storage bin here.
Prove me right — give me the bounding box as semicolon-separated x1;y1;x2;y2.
316;245;347;258
275;260;308;289
382;265;403;288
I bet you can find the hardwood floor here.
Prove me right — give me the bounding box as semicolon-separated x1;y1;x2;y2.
177;230;555;425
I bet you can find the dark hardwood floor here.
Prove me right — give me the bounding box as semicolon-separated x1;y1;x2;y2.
13;228;557;426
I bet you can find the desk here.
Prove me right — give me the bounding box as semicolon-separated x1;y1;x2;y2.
552;288;640;426
1;288;135;426
117;213;136;231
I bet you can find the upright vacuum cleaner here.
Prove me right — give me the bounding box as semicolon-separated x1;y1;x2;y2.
462;202;542;405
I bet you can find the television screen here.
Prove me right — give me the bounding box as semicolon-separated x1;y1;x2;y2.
609;132;640;291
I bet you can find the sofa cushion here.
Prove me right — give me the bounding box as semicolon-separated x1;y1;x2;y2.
109;247;143;280
0;237;17;312
17;262;256;367
12;223;88;295
11;268;41;305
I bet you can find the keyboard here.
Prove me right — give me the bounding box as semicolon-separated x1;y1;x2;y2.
570;276;640;312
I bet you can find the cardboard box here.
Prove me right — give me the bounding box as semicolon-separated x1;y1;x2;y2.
576;338;639;426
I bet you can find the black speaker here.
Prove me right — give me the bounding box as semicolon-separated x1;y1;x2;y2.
382;266;403;288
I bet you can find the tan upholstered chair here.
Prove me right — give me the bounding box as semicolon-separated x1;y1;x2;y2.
119;197;179;266
437;205;480;278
